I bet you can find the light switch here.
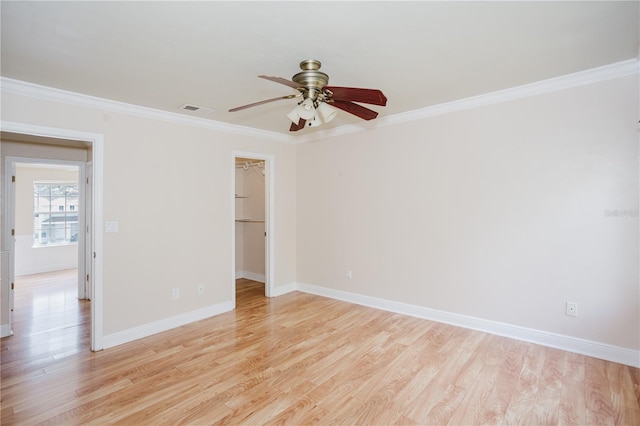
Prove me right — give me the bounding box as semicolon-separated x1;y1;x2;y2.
105;221;119;233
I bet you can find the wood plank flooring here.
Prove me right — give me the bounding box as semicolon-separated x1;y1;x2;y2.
1;272;639;425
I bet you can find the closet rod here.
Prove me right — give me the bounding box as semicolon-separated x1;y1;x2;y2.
235;161;265;169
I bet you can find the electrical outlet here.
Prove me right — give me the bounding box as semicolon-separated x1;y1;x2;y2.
566;301;577;317
346;269;352;279
197;284;205;295
172;288;180;300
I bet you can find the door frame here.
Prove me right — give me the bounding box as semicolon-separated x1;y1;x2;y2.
232;151;274;307
5;157;87;300
0;121;104;351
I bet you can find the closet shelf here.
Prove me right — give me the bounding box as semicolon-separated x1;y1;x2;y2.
235;218;265;223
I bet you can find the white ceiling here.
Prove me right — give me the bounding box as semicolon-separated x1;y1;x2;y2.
1;1;638;136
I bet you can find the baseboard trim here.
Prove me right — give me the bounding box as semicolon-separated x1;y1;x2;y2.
102;300;233;349
0;323;13;338
16;264;79;277
271;282;297;297
236;271;265;283
295;282;640;368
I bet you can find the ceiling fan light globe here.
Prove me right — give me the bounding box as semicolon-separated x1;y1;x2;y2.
317;102;338;123
297;98;316;120
286;107;300;124
307;114;322;127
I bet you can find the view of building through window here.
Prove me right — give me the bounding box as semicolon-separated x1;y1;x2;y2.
33;182;79;246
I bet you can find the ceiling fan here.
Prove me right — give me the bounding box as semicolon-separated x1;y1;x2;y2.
229;60;387;132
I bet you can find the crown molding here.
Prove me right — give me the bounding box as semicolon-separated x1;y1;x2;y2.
2;59;637;144
380;58;639;128
299;58;639;143
0;77;294;144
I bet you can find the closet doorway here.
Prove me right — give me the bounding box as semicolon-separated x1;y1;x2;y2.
233;153;273;305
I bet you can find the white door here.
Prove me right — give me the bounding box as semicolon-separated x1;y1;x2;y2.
1;159;17;337
0;249;13;337
7;163;16;313
84;161;93;300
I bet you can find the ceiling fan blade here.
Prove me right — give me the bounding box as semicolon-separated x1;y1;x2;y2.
229;94;298;112
330;100;379;120
324;87;387;106
290;118;306;132
259;75;303;90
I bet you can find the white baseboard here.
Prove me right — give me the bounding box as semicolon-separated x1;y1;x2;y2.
99;281;639;367
235;271;265;283
0;323;13;338
103;300;233;349
15;263;78;277
295;282;640;368
14;234;78;276
271;282;297;297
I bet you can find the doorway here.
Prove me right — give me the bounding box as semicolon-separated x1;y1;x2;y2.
0;122;104;351
13;162;84;295
5;157;88;345
232;152;273;307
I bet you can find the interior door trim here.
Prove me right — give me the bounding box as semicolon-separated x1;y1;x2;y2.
1;121;104;351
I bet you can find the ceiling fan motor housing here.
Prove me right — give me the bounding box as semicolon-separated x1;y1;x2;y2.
292;60;329;100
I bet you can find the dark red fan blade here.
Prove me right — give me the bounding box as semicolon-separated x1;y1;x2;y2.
259;75;303;90
289;118;307;131
324;86;387;106
229;94;297;112
330;100;379;120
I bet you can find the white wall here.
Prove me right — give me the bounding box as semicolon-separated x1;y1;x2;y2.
14;165;79;276
0;91;298;339
1;66;637;365
297;73;639;353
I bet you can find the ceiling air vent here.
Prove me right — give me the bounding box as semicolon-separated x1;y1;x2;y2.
179;104;215;114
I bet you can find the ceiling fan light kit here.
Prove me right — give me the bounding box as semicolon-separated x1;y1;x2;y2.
286;108;301;124
317;102;338;123
229;60;387;132
297;98;316;120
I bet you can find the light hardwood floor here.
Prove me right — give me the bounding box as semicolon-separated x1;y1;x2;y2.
1;270;639;425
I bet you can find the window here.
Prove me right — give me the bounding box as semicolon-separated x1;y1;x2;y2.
33;183;79;246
